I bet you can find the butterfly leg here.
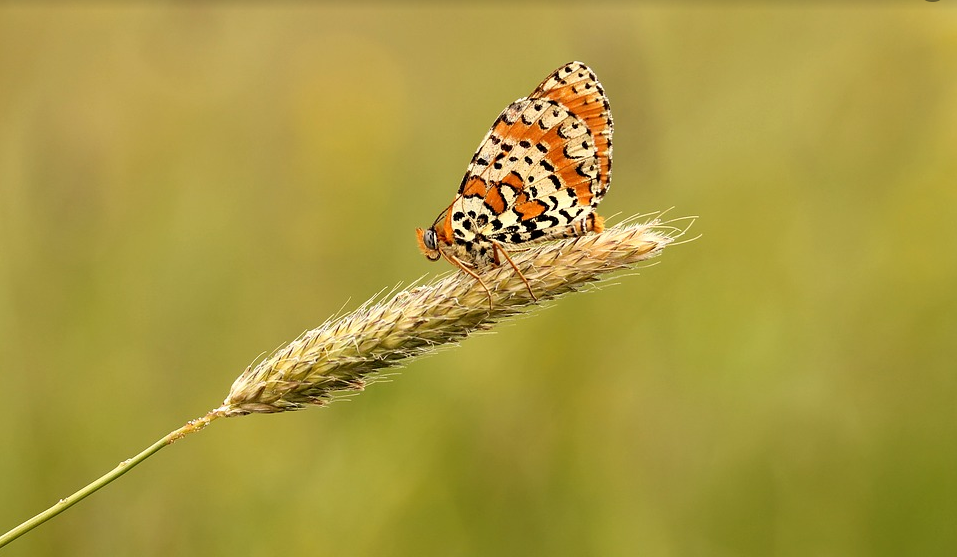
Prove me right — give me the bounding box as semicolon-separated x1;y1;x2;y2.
491;241;537;302
442;252;494;310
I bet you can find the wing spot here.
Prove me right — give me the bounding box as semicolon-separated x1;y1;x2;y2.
563;145;583;159
484;185;507;214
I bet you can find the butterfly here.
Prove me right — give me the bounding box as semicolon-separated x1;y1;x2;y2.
416;61;613;304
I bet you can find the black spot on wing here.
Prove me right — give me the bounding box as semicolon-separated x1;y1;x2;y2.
563;145;584;159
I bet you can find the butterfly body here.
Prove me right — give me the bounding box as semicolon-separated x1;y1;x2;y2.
417;62;613;297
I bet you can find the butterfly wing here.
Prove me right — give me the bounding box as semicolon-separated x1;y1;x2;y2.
449;62;614;252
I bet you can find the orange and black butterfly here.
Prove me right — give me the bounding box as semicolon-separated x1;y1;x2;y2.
416;62;613;302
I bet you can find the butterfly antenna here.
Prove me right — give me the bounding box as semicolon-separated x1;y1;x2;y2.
431;194;463;229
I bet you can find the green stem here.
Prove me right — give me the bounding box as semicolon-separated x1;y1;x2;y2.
0;407;227;549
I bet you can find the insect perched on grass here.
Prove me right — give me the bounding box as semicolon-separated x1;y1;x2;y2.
416;61;614;307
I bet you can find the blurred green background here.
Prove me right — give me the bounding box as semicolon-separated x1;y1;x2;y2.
1;4;955;556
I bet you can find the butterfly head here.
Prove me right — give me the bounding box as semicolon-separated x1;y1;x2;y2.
415;227;441;261
417;204;456;262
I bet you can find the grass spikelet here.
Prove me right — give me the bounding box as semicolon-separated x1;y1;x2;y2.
223;219;679;416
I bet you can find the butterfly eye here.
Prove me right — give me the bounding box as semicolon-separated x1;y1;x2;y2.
423;229;438;251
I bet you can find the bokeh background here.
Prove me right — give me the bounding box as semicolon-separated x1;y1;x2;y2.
1;4;955;556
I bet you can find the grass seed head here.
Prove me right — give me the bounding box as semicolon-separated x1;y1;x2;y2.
223;220;681;416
